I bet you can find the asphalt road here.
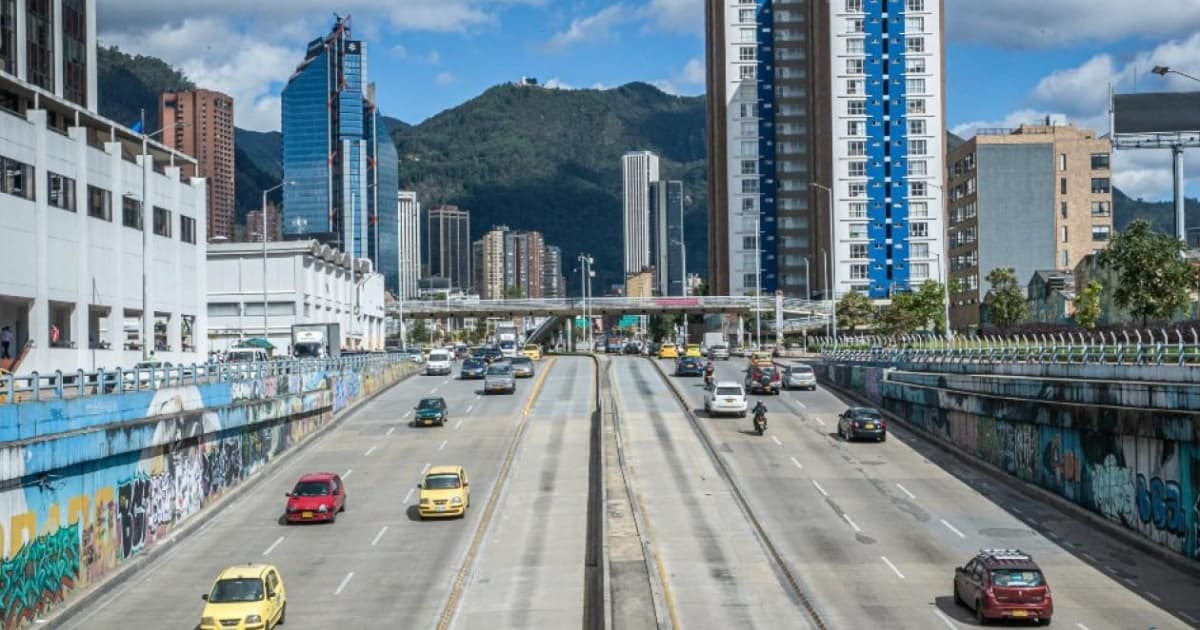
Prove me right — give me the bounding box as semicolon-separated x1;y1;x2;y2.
63;357;584;629
611;358;816;629
662;356;1199;630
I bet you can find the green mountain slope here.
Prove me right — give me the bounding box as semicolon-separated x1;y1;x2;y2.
1113;187;1200;244
97;46;193;132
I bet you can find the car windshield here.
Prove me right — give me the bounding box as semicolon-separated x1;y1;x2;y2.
990;569;1045;587
418;398;443;409
209;578;265;603
715;387;743;396
500;341;515;349
424;474;462;490
463;359;484;369
487;365;512;376
292;480;330;496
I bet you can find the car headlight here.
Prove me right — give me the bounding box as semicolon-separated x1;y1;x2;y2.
451;496;463;505
245;614;262;624
201;617;216;626
286;506;298;513
318;504;328;512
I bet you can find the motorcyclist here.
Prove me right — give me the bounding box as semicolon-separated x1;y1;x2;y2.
752;400;768;431
704;360;715;387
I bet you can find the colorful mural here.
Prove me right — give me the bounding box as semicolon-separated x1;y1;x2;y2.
0;362;414;629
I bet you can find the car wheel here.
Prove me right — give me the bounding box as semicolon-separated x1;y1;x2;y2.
952;582;962;607
975;600;987;625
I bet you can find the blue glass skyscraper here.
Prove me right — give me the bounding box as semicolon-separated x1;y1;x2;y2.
282;15;400;292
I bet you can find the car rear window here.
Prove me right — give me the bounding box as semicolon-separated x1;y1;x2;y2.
487;365;512;375
990;569;1045;587
429;352;450;362
292;480;330;496
463;359;483;368
513;357;532;365
716;387;743;396
424;474;462;490
790;365;813;374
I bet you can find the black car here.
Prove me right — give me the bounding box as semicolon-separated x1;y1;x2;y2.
460;357;487;379
473;347;503;363
675;356;705;377
838;407;887;442
623;343;640;355
414;397;449;427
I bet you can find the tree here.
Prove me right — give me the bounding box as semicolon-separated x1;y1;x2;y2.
836;291;875;334
648;314;677;342
879;292;925;336
912;281;948;336
504;286;524;299
1073;280;1103;329
409;319;429;345
984;267;1029;329
1096;220;1194;327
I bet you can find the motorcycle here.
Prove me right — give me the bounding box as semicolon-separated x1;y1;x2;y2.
753;410;767;435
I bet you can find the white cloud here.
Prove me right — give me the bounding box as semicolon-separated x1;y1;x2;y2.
389;44;409;59
546;4;628;51
639;0;702;35
679;57;705;85
652;57;705;96
426;50;441;64
945;0;1200;48
435;71;457;86
542;78;575;90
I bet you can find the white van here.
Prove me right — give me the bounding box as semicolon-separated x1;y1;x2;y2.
425;350;453;376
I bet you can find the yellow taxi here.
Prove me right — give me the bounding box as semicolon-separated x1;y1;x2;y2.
200;564;286;630
684;344;703;358
750;351;773;364
658;344;679;359
522;344;542;361
418;465;471;519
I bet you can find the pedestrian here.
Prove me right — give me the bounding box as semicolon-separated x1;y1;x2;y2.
0;326;12;359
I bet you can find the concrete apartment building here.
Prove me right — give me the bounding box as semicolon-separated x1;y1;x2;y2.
542;244;566;298
425;204;472;291
160;89;236;241
245;203;281;242
474;226;558;299
946;122;1113;330
398;190;421;298
476;226;508;300
622;151;660;274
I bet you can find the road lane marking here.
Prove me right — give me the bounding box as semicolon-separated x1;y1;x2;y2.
1077;624;1090;630
431;387;439;393
421;462;430;475
790;456;803;469
439;440;447;451
466;404;474;413
371;526;388;546
1146;591;1162;602
1123;577;1137;586
403;488;415;504
881;556;905;579
933;610;957;629
386;427;395;436
842;513;862;532
814;417;826;426
1179;611;1199;623
454;419;463;430
1079;551;1094;561
771;435;783;446
443;378;451;385
896;483;916;500
262;537;284;556
404;410;412;418
343;468;353;479
941;519;967;538
812;480;829;497
334;572;355;595
364;445;377;457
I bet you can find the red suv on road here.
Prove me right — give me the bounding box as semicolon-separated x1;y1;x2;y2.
285;472;347;524
954;549;1052;625
745;364;782;395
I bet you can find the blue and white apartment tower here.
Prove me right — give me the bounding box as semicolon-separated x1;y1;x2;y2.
281;15;401;293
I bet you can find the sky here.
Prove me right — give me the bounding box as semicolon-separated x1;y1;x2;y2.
96;0;1200;202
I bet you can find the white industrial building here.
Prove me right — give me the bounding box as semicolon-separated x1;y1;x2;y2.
206;241;385;353
0;0;210;374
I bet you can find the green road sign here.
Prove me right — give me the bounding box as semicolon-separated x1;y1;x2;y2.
618;315;640;329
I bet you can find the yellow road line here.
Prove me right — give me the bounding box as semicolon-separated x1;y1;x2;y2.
436;357;557;630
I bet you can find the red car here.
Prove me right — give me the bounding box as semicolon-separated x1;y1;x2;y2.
745;364;782;395
954;549;1053;625
285;473;346;523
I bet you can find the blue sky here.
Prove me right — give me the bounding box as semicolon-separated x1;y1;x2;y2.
97;0;1200;200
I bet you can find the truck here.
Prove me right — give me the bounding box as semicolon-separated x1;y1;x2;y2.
292;323;341;359
703;331;726;352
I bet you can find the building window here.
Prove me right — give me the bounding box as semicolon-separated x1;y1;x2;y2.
739;46;755;62
743;273;758;288
906;57;926;73
847;100;866;115
846;58;864;74
906;78;926;94
1059;153;1067;171
845;78;862;95
1061;226;1068;243
1060;177;1068;194
738;9;754;23
739;102;755;118
908;139;927;156
1091;177;1111;193
1092;225;1111;241
850;264;869;280
911;242;929;258
741;159;757;175
906;16;924;32
87;185;111;221
850;244;869;259
848;161;867;177
47;171;75;211
849;18;864;33
909;160;928;176
1;155;34;200
739;65;755;81
849;223;868;239
848;120;865;136
742;197;756;212
907;99;926;114
181;215;196;244
1060;201;1068;218
909;119;926;136
911;222;928;237
911;263;930;280
743;235;759;250
25;0;54;91
1091;153;1111;170
1062;249;1069;267
906;37;925;53
848;140;866;156
849;202;867;218
846;38;865;54
911;181;927;197
1091;201;1111;216
122;195;142;230
740;141;757;157
910;201;929;218
907;0;925;11
741;179;759;194
846;0;863;11
153;206;171;237
849;182;866;197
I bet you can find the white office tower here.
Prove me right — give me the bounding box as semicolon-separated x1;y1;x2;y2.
621;151;660;275
398;191;421;298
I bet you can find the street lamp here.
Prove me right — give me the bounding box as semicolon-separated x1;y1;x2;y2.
754;211;762;350
810;182;837;345
933;252;951;341
577;253;594;350
261;180;296;347
1151;65;1200;84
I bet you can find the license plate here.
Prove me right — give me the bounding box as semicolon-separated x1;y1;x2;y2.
864;423;875;429
302;511;313;518
1011;610;1028;618
724;399;734;403
436;505;446;512
424;420;433;425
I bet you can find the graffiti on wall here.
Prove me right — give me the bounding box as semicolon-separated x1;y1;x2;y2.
0;524;80;630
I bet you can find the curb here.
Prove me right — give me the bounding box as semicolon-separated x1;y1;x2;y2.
815;371;1200;582
42;364;420;629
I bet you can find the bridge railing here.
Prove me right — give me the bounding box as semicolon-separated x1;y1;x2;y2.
390;295;834;316
814;329;1200;367
0;353;411;404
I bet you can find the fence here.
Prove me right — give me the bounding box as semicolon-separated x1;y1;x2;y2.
816;328;1200;367
0;352;415;404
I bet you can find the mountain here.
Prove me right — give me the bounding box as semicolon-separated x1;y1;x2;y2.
1113;187;1200;244
391;81;708;293
97;46;193;131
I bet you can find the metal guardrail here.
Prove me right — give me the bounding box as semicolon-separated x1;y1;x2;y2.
0;353;412;404
390;295;833;317
815;329;1200;367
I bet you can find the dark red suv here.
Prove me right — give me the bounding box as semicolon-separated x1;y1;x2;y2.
954;549;1052;625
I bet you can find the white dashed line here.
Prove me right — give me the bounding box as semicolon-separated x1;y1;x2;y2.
771;435;783;446
1179;611;1199;624
342;468;353;479
940;519;967;539
403;488;415;504
334;572;355;595
1076;624;1091;630
1010;506;1024;515
814;417;826;426
896;483;916;500
386;427;395;436
438;440;447;451
466;404;474;413
881;556;905;579
812;480;829;497
442;378;451;385
403;410;412;418
371;526;388;546
455;419;463;430
842;513;862;533
363;445;376;457
1146;591;1162;602
1104;565;1118;574
790;456;803;469
933;609;957;629
261;536;284;556
1123;577;1137;587
431;387;439;393
420;463;431;475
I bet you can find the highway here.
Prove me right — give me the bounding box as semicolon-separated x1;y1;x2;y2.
64;356;595;629
653;355;1198;629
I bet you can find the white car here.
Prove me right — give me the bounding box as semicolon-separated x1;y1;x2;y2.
425;351;453;376
705;382;748;417
784;364;817;391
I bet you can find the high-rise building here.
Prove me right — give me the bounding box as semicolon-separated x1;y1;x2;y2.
0;0;97;111
245;203;282;242
706;0;944;300
160;89;236;241
622;151;660;274
504;230;545;298
398;191;421;299
946;122;1113;330
542;245;566;298
650;181;687;296
426;205;471;291
478;227;508;300
280;15;399;291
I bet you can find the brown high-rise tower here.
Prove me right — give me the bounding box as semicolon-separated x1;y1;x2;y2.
160;89;236;241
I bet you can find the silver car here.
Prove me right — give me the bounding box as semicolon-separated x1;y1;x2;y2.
784;364;817;391
484;363;516;394
709;345;730;360
511;356;535;378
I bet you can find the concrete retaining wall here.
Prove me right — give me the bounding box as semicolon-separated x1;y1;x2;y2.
816;363;1200;563
0;361;415;629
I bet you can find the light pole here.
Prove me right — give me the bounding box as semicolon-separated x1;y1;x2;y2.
577;253;594;350
934;252;951;340
754;211;762;350
800;256;811;301
1151;65;1195;246
261;181;295;346
811;182;837;345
